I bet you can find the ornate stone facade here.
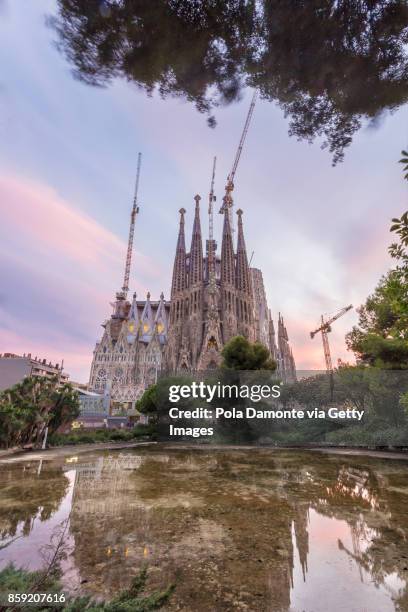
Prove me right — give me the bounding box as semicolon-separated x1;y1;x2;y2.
165;196;297;380
88;292;169;410
276;313;297;383
251;268;296;382
89;195;296;411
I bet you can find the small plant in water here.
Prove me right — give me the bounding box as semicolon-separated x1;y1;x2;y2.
0;519;174;611
0;564;174;611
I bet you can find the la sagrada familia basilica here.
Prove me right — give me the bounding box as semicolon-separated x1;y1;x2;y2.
88;98;296;410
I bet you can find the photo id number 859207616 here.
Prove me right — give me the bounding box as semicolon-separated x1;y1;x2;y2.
7;593;66;604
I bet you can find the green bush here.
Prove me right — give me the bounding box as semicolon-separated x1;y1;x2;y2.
0;563;174;611
48;425;153;447
325;423;408;448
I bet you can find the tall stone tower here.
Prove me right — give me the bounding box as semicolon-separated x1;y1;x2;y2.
165;197;297;379
235;209;254;341
277;313;297;382
167;196;243;372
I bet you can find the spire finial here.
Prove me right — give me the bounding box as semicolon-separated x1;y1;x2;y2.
179;207;186;221
190;194;203;285
146;291;151;300
237;208;243;219
160;291;164;300
133;292;137;299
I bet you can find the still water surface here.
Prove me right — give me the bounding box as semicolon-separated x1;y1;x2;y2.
1;446;408;611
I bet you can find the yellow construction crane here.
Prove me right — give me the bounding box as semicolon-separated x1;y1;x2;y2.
310;305;353;372
219;90;258;230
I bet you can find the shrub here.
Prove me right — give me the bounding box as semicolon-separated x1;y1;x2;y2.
48;425;153;447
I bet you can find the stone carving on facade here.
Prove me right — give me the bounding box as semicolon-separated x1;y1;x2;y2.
89;193;297;411
165;198;296;379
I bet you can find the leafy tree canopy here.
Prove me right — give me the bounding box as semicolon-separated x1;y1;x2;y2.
50;0;408;164
0;377;80;449
136;383;158;416
221;335;276;370
346;168;408;368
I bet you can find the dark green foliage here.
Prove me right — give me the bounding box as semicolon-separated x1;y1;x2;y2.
399;151;408;180
278;365;408;447
0;564;60;593
136;384;158;417
47;383;81;435
351;334;408;368
218;336;277;442
0;378;80;449
48;425;152;446
0;564;62;611
389;208;408;278
0;564;174;611
50;1;408;164
161;375;203;440
221;336;276;371
339;165;408;441
347;205;408;368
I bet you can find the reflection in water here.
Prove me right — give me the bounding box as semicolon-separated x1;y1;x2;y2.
0;462;69;540
1;448;408;611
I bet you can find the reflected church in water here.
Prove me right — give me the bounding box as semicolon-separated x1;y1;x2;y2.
1;448;408;610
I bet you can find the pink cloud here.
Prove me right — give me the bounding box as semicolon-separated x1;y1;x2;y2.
0;173;163;281
0;328;92;383
285;316;356;371
0;173;167;382
0;174;124;265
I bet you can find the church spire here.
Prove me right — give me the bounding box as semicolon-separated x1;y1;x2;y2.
189;195;203;286
154;292;168;342
140;291;154;343
126;292;139;344
220;206;235;286
171;208;187;297
235;209;251;293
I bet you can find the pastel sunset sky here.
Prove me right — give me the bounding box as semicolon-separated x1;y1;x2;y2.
1;1;407;382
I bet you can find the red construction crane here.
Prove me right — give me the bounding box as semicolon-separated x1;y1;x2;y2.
310;305;353;372
219;90;258;230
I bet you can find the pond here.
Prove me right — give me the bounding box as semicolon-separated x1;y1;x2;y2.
1;446;408;611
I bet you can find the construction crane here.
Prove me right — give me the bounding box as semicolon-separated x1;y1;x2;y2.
120;152;142;299
208;156;217;280
310;305;353;372
220;90;258;231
